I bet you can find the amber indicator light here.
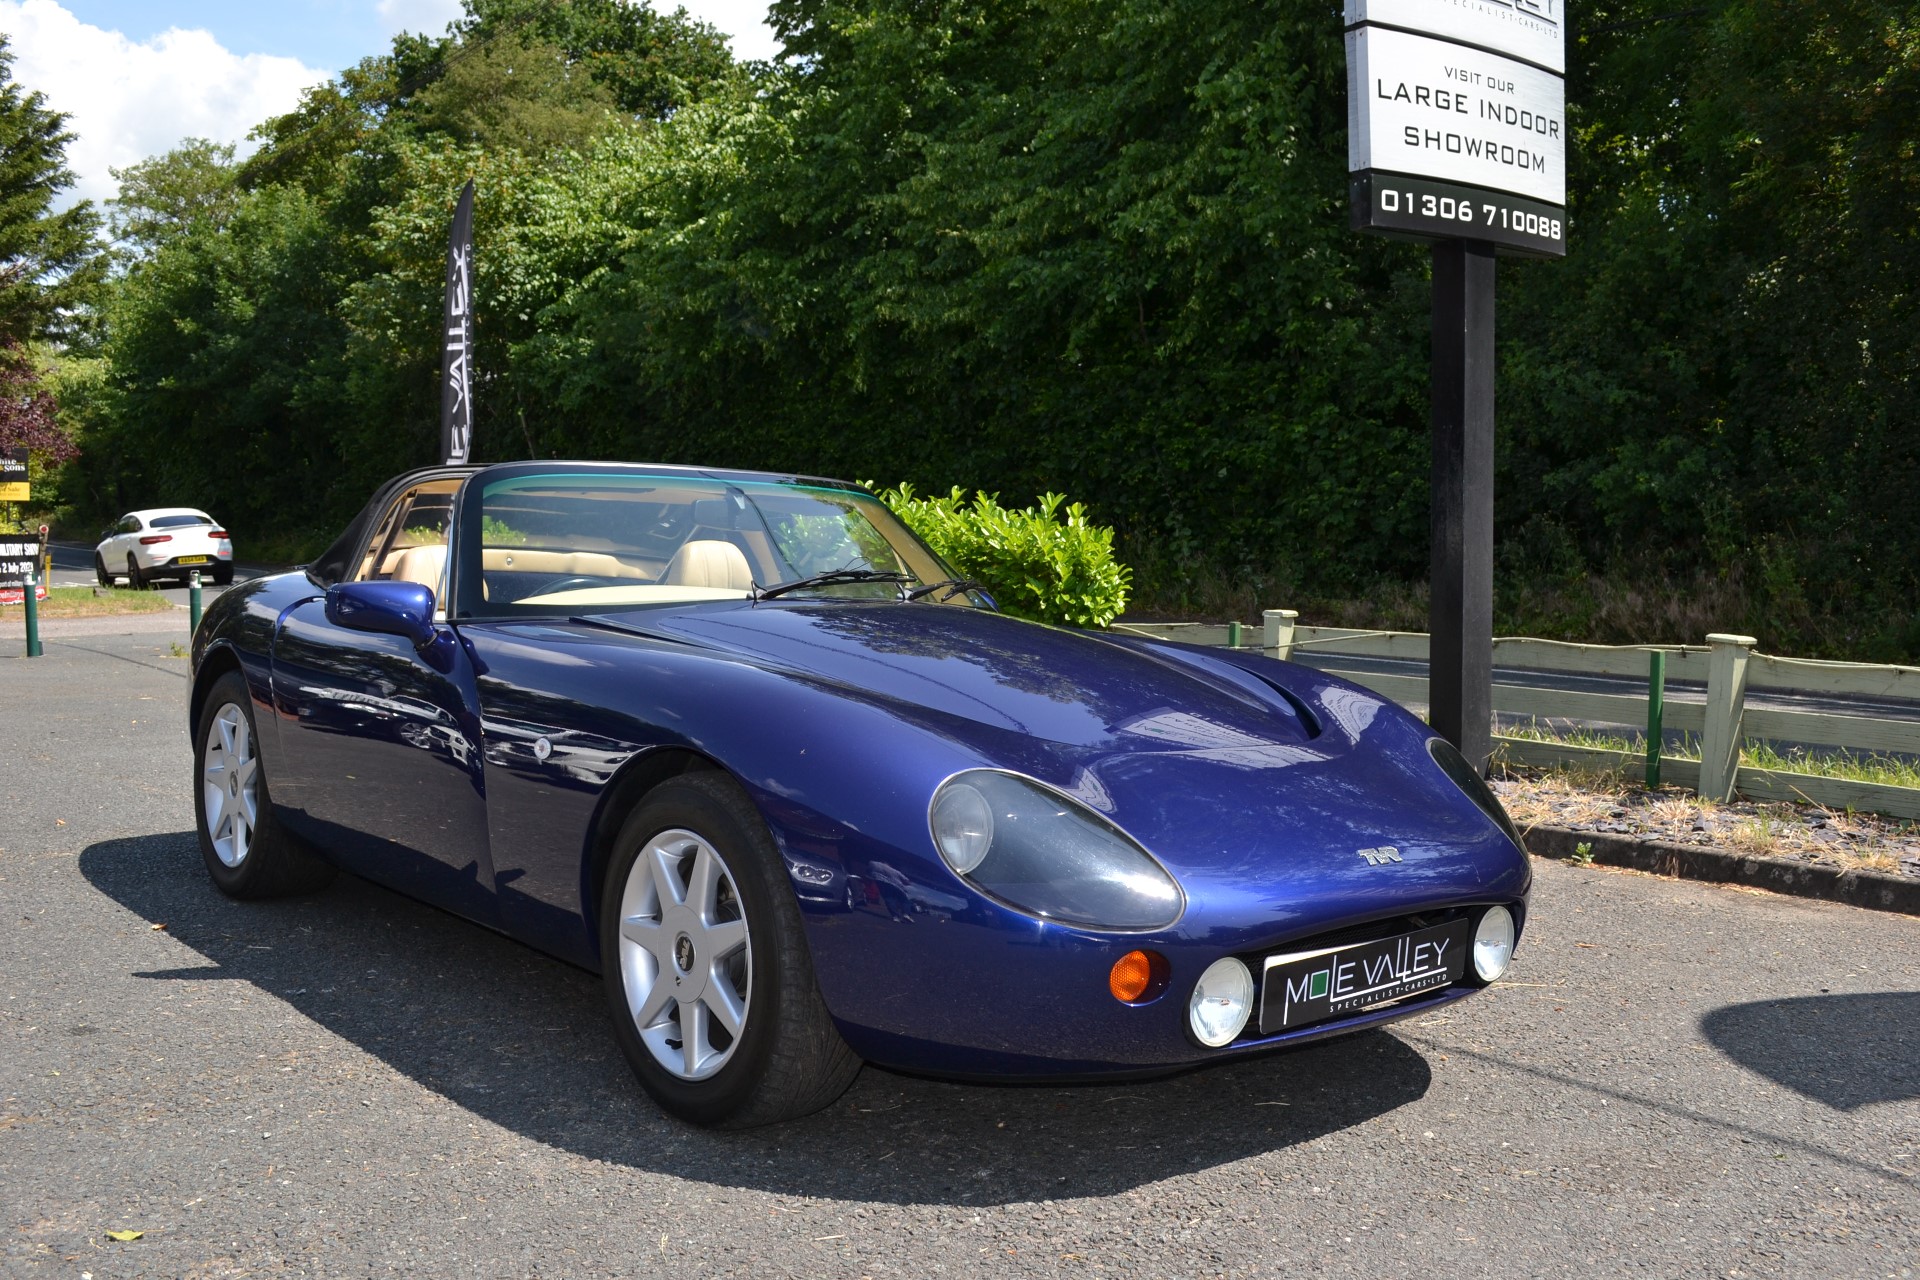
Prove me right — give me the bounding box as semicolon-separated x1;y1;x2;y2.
1109;949;1167;1003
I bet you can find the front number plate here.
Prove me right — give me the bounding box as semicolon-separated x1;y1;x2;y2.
1260;920;1469;1033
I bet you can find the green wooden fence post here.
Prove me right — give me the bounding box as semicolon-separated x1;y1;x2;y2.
22;567;41;657
1645;649;1665;788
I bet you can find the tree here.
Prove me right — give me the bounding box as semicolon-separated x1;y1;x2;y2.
0;33;104;344
411;31;618;153
0;338;76;464
457;0;740;116
107;138;240;256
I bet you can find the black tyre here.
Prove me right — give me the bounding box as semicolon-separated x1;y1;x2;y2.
94;554;111;587
599;772;860;1128
125;554;145;590
212;565;234;586
193;671;335;898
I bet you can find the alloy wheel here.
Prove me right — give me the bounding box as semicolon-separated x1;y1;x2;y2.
617;828;753;1081
202;702;259;868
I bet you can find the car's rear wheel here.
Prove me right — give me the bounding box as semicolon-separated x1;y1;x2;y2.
194;671;334;898
600;773;860;1128
213;565;233;586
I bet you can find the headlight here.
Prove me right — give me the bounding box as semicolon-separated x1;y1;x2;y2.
1472;905;1516;982
1188;957;1254;1046
1428;737;1525;850
928;770;1183;930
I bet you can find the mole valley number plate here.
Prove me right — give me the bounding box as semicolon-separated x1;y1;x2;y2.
1260;919;1468;1033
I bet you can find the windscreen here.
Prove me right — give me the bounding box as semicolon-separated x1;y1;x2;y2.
464;471;972;615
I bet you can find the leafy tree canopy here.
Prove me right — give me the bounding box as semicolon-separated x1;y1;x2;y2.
0;33;104;344
108;138;240;257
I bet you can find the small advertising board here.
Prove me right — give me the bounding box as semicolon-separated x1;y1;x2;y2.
1346;0;1567;257
0;448;28;503
0;534;46;604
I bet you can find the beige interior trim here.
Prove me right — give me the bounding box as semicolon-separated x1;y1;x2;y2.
515;584;752;606
481;547;653;579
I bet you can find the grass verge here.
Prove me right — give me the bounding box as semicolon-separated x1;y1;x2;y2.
0;586;176;620
1495;720;1920;790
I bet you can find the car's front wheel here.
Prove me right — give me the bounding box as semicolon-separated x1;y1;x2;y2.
600;773;860;1128
194;671;335;898
94;554;111;587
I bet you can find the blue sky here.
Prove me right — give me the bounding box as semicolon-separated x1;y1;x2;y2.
55;1;463;75
2;1;778;207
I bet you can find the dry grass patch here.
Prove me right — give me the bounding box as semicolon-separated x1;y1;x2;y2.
1493;763;1920;877
0;587;175;620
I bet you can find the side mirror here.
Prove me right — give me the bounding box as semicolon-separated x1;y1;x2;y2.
326;580;437;650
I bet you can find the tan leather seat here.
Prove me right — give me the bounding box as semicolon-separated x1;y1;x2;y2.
388;543;448;595
663;540;754;590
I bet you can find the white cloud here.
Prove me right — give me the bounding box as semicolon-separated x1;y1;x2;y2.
671;1;781;63
375;0;465;40
0;0;331;207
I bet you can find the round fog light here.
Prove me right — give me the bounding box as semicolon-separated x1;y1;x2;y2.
1472;905;1516;982
1188;957;1254;1047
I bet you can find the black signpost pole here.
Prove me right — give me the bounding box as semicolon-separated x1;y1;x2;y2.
1428;240;1497;771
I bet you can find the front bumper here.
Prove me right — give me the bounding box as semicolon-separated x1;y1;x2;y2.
811;886;1530;1078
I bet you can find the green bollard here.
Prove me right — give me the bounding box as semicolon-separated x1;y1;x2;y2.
188;569;203;636
1645;649;1666;788
1228;620;1242;649
22;567;42;657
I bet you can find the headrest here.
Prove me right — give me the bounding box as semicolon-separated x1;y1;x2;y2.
662;540;754;590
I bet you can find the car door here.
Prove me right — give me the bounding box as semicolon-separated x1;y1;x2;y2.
103;515;137;565
267;483;495;924
271;599;495;922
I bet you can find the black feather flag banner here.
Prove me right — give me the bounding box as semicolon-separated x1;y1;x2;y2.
440;180;475;465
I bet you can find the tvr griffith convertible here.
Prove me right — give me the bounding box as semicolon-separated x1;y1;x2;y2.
189;460;1531;1127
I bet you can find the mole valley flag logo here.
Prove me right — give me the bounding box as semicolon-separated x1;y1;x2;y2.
441;180;475;465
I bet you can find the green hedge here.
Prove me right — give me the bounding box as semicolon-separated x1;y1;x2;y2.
876;483;1132;629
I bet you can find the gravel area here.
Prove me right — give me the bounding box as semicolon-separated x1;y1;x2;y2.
1493;771;1920;880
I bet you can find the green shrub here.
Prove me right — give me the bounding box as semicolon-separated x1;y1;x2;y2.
875;483;1132;629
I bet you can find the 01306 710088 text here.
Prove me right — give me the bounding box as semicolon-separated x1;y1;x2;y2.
1349;170;1565;258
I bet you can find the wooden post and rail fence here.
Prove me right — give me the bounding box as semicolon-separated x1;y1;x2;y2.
1110;612;1920;821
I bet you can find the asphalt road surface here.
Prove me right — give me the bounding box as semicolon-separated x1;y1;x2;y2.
3;630;1916;1277
43;542;267;614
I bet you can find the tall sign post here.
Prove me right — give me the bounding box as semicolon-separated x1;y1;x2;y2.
1346;0;1567;771
440;180;476;466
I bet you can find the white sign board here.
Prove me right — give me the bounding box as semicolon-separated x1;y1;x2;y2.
1346;0;1565;73
1347;26;1565;206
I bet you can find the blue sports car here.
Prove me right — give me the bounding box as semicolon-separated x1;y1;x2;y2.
189;461;1531;1127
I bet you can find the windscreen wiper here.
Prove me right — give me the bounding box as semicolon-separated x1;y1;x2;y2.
752;569;914;602
904;577;983;602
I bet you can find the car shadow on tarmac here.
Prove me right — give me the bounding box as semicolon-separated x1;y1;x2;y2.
82;832;1434;1206
1701;993;1920;1111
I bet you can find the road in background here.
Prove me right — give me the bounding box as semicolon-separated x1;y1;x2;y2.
1285;648;1920;750
2;628;1915;1276
44;541;279;613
